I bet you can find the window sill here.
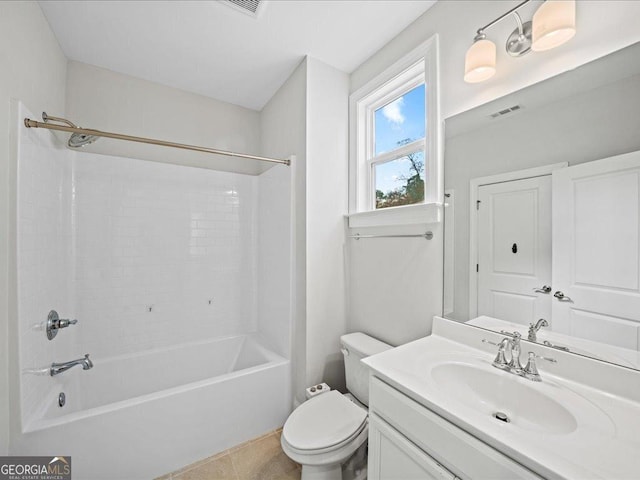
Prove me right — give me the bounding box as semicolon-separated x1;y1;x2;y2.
347;202;442;229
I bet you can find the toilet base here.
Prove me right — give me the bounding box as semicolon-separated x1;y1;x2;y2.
301;463;342;480
342;441;367;480
282;423;369;480
299;440;368;480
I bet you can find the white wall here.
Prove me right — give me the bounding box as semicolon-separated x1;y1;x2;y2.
260;59;307;402
348;223;444;346
71;153;258;357
66;61;264;175
0;1;68;454
305;58;349;391
347;0;640;347
260;56;349;401
256;165;292;358
351;0;640;118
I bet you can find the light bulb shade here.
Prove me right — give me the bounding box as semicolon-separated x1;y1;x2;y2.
464;39;496;83
532;0;576;52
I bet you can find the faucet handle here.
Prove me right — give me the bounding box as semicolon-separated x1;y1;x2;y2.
523;352;542;382
492;338;511;371
46;310;78;340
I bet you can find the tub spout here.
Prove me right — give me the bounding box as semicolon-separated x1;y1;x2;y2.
50;354;93;376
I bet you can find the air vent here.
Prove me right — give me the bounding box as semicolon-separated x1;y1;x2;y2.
489;105;522;118
224;0;265;17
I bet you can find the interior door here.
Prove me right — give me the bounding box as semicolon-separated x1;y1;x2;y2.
552;151;640;350
477;176;552;326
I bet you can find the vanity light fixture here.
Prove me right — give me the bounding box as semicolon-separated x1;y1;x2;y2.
464;0;576;83
464;33;497;83
531;0;576;51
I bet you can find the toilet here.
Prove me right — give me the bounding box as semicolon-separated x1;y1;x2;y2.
281;332;392;480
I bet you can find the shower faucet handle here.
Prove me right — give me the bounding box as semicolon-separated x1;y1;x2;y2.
46;310;78;340
59;318;78;328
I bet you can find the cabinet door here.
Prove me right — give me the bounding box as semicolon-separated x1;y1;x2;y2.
552;150;640;349
369;413;457;480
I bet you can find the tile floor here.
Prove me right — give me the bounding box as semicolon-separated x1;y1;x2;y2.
156;428;301;480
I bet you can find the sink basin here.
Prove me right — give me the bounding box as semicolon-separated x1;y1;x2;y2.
430;362;578;434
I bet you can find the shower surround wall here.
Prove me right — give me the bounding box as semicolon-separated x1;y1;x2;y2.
18;106;261;429
18;109;76;428
72;154;257;358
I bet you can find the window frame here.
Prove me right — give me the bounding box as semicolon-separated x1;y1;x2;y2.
349;35;441;227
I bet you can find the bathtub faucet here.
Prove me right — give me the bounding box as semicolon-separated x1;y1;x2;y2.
50;354;93;377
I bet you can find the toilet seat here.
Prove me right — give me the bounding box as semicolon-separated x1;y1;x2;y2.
282;391;368;454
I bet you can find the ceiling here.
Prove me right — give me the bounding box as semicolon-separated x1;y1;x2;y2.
39;0;437;111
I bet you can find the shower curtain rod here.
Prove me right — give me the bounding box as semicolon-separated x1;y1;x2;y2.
23;115;290;166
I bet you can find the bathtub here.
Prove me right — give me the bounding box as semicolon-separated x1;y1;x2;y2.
14;334;291;479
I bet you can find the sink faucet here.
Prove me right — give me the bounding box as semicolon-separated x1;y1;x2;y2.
528;318;549;342
50;354;93;377
490;332;547;381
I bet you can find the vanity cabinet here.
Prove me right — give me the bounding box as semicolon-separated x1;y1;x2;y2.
369;413;458;479
368;377;543;480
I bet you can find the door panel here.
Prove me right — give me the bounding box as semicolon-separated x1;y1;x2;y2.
573;172;639;290
492;291;536;324
552;150;640;349
477;176;552;326
568;309;640;350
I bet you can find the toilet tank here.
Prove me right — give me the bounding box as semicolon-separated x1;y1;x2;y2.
340;333;392;406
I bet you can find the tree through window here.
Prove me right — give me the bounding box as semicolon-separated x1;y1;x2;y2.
375;138;425;208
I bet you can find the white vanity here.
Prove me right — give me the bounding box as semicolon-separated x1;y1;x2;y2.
363;317;640;479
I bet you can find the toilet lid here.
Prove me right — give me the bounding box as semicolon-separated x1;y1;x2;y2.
283;391;367;451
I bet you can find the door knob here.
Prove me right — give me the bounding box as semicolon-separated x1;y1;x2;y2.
554;291;572;302
533;285;552;294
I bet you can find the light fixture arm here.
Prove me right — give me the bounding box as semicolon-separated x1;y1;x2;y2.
513;11;525;38
475;0;535;37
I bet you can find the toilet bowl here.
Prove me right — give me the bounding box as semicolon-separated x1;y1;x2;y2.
281;333;392;480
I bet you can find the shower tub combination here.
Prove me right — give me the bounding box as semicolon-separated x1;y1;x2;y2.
16;334;290;479
15;104;293;479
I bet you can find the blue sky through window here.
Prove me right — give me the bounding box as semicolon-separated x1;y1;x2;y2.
373;83;426;195
374;83;425;156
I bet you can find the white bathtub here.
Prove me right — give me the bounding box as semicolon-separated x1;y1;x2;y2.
14;334;291;479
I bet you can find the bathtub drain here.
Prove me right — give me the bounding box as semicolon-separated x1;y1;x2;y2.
58;392;66;408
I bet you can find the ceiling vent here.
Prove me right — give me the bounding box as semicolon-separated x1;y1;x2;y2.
489;105;522;118
223;0;265;18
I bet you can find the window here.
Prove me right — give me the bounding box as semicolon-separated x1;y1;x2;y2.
349;36;440;226
373;84;425;209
